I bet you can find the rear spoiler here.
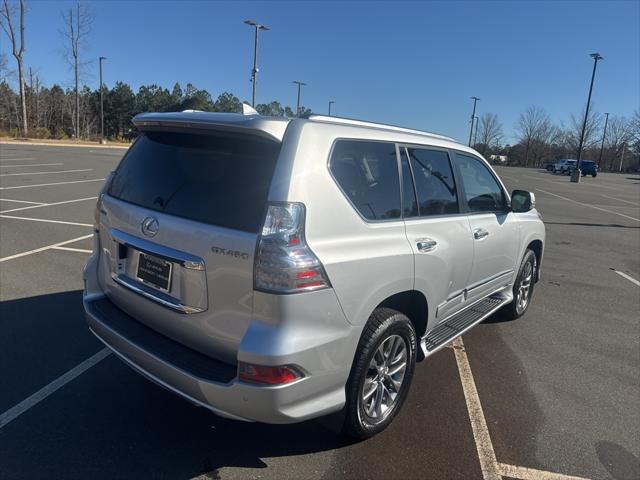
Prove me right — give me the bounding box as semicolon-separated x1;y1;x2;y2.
133;111;290;142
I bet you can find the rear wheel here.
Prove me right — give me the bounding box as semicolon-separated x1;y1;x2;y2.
592;173;597;178
503;249;537;320
342;308;417;439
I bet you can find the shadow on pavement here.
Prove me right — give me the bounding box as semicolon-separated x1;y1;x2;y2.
595;441;640;480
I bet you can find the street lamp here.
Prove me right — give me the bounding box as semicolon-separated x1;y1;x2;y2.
244;19;269;108
598;112;609;167
293;80;306;117
468;96;480;146
473;114;479;147
571;52;603;183
99;56;106;144
328;100;335;116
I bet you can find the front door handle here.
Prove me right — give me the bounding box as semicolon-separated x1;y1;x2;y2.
473;228;489;240
416;238;437;252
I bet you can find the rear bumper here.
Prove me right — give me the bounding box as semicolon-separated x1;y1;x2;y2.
83;252;358;424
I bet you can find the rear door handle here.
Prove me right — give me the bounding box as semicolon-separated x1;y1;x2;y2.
416;238;437;252
473;228;489;240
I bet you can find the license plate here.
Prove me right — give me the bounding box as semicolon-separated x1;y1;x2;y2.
137;252;172;292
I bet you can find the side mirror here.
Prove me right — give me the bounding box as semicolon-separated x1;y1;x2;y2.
511;190;535;212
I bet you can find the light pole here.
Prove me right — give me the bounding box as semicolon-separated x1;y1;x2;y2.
99;56;106;144
468;96;480;146
293;80;306;117
571;52;603;183
244;20;269;108
328;100;335;116
597;112;609;167
473;115;479;147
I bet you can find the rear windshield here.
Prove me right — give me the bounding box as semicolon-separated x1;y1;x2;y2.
108;131;280;233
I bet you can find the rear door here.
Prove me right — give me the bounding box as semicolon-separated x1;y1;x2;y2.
401;146;474;325
452;152;520;303
96;130;281;364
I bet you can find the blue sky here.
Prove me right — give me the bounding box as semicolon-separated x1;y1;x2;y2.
1;0;639;143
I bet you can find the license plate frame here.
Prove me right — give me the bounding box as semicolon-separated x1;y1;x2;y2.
136;252;173;292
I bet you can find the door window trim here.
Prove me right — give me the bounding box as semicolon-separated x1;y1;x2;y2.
449;149;511;215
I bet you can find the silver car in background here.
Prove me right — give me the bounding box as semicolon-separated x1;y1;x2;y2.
83;111;545;438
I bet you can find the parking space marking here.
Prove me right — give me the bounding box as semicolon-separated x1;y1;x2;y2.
0;348;111;429
0;178;105;190
1;163;64;168
0;234;93;262
452;337;592;480
52;246;93;254
0;157;36;161
0;196;97;214
601;194;638;206
614;270;640;287
452;337;501;480
0;198;46;205
536;188;640;222
0;168;92;177
496;463;590;480
0;214;93;227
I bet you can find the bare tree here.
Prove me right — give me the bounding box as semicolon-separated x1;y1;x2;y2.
0;0;27;135
515;106;555;166
61;1;92;139
564;106;602;155
601;116;632;171
476;113;503;154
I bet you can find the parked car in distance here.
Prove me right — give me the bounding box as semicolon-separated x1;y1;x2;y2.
544;160;558;171
553;159;577;174
578;160;598;177
83;111;545;439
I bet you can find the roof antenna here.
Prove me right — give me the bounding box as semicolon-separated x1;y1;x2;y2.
242;103;259;115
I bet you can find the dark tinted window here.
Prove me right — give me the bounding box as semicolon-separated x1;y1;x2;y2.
400;148;418;217
455;153;506;212
407;148;458;216
108;131;280;233
330;140;401;220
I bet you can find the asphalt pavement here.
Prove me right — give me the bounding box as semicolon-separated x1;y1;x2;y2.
0;143;638;480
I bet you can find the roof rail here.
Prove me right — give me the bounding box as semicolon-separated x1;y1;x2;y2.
307;114;456;142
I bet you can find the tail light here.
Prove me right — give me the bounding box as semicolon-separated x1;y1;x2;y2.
254;203;331;293
238;362;304;385
93;171;116;230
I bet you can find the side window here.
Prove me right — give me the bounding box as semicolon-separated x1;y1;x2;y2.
407;148;458;216
455;154;506;212
330;140;401;220
400;148;419;217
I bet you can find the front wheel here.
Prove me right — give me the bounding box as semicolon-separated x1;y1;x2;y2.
503;249;537;320
592;173;597;178
342;308;417;439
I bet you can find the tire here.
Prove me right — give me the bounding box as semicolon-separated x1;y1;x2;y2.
592;173;597;178
503;249;537;320
341;308;417;439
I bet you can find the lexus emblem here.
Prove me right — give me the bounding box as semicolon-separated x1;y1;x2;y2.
141;216;159;237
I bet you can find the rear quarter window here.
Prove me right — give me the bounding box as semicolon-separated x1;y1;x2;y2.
108;131;280;233
329;140;401;221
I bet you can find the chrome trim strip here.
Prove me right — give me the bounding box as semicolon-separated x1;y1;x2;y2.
110;228;205;270
112;274;204;314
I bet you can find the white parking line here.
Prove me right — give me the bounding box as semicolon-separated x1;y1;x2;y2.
0;168;92;177
0;198;46;205
0;178;104;190
51;246;92;254
614;270;640;287
451;337;591;480
0;234;93;262
1;163;64;168
0;348;111;429
536;188;640;222
0;196;97;214
601;194;638;206
497;463;590;480
0;157;36;161
0;214;93;228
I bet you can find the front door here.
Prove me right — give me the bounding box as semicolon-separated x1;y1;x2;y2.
452;152;520;303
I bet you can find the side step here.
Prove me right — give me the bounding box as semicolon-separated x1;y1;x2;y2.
423;294;507;355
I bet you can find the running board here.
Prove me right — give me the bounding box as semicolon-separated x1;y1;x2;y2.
421;294;508;357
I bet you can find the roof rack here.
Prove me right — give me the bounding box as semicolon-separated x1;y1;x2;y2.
306;114;456;142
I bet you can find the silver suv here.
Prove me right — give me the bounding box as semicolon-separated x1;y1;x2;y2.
83;111;545;438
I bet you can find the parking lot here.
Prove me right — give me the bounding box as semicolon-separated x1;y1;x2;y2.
0;142;638;480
